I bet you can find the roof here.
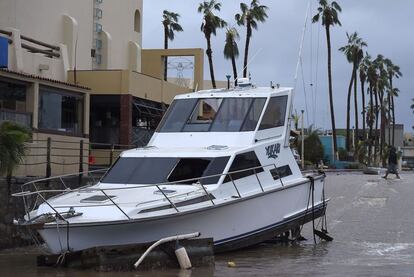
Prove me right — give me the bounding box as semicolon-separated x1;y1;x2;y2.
0;68;90;90
175;86;293;100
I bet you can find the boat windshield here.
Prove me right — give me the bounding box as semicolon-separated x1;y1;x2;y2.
101;156;230;185
157;97;266;133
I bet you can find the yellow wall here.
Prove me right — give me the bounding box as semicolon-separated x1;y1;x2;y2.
141;48;204;91
68;70;191;104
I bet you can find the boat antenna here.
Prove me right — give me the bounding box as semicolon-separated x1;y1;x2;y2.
293;0;311;89
73;31;79;84
235;47;263;83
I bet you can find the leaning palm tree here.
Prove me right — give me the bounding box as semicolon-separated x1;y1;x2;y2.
198;0;227;89
162;10;184;82
0;121;31;202
235;0;268;78
383;58;402;146
312;0;342;160
339;32;366;151
224;27;240;85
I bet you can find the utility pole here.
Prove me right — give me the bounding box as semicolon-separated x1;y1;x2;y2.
301;110;305;169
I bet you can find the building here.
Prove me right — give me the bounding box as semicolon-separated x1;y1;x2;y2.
0;0;204;177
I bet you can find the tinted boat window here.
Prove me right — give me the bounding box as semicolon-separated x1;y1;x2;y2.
102;157;178;184
202;156;230;184
183;98;222;132
210;98;253;132
102;157;230;184
225;151;263;182
157;99;198;132
168;158;211;184
241;98;266;131
270;165;292;180
259;96;288;130
157;97;266;133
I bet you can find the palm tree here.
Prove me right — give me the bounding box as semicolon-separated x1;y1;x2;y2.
0;122;30;202
384;58;402;146
224;27;240;85
312;0;342;160
235;0;268;78
162;10;184;82
339;32;366;151
198;0;227;89
359;53;371;142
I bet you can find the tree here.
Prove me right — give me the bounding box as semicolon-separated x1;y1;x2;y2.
339;32;366;151
198;0;227;89
224;27;240;85
383;58;402;146
298;126;325;165
0;122;30;201
359;53;371;143
162;10;184;82
312;0;342;160
235;0;268;78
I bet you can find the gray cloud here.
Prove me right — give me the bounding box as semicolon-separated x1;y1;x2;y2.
143;0;414;131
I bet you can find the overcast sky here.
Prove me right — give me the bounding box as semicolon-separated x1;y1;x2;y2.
143;0;414;132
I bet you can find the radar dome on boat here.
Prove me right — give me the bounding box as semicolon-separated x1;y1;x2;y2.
237;78;251;87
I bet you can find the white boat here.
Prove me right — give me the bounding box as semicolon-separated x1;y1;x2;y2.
14;79;327;254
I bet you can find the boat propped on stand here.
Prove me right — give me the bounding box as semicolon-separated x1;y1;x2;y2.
14;78;329;254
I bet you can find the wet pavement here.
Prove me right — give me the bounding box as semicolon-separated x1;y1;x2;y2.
1;172;414;276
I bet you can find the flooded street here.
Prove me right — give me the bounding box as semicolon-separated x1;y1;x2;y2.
2;172;414;276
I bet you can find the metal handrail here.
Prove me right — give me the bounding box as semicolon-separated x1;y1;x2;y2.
13;163;287;222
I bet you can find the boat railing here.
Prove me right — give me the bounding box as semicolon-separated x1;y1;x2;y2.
12;163;285;222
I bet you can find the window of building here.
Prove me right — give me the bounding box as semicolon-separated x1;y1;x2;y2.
0;79;31;128
259;96;288;130
270;165;292;180
225;151;263;182
0;80;27;111
134;10;141;33
38;86;84;135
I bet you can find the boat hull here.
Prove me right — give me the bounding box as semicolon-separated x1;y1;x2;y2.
38;176;326;254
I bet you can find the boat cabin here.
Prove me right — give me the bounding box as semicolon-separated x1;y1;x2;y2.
101;85;302;190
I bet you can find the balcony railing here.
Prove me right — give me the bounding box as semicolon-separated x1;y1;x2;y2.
0;109;32;128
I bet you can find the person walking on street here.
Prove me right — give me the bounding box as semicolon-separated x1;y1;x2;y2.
383;147;400;179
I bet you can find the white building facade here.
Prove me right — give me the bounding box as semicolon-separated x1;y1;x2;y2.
0;0;143;81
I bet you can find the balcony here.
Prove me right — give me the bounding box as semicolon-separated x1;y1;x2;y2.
0;109;32;128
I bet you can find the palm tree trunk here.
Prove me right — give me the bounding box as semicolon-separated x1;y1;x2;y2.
368;86;374;164
346;69;354;152
389;77;395;146
379;94;386;167
231;54;238;86
206;35;216;89
360;76;366;141
325;25;338;159
391;95;396;146
387;92;391;145
163;25;169;82
374;87;379;165
353;65;359;146
243;23;252;78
